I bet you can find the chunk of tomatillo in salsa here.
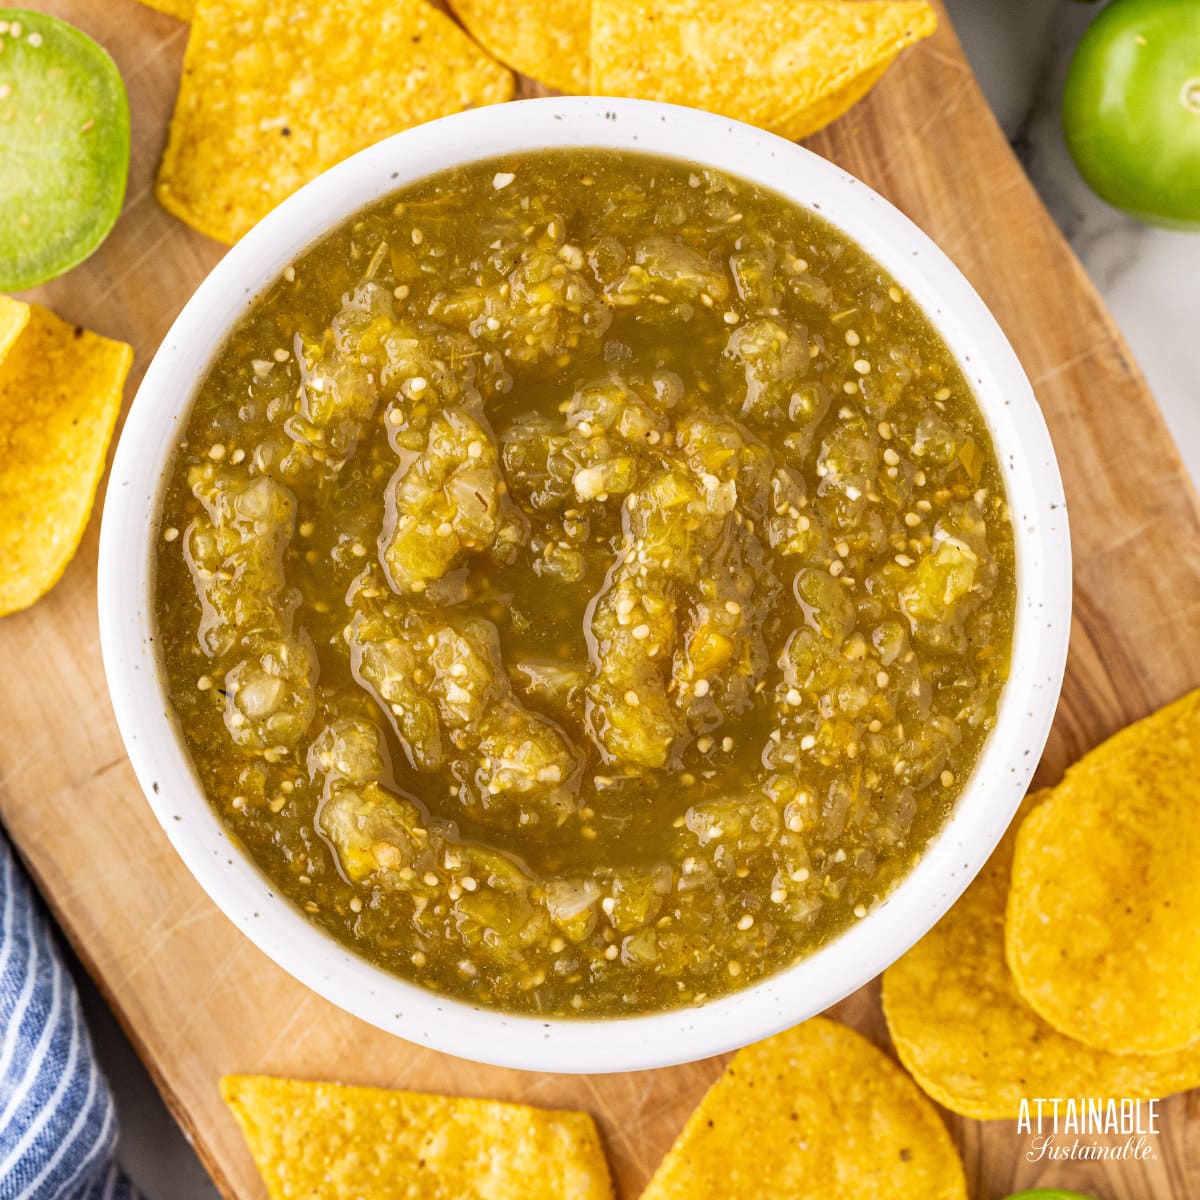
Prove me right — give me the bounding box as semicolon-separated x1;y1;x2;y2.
154;149;1015;1017
183;465;298;657
381;406;525;595
348;599;581;831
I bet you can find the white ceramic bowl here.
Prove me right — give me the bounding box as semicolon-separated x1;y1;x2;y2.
99;96;1071;1075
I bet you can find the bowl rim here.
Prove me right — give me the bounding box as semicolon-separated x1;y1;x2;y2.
98;95;1071;1075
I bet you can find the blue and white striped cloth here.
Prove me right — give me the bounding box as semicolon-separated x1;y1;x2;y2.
0;833;139;1200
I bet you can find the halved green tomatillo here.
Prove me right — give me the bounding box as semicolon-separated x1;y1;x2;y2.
0;10;130;289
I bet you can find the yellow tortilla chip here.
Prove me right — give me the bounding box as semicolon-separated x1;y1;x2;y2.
222;1075;614;1200
1006;689;1200;1056
883;791;1200;1118
0;305;132;617
138;0;193;17
448;0;588;94
590;0;937;142
157;0;514;244
641;1017;965;1200
0;296;30;362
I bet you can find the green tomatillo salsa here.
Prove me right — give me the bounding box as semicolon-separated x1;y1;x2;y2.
154;150;1015;1016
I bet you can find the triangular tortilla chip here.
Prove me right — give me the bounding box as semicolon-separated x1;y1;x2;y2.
137;0;194;18
157;0;514;244
448;0;589;94
641;1017;965;1200
0;296;30;362
1007;689;1200;1055
883;789;1200;1119
222;1075;614;1200
591;0;937;142
0;305;132;616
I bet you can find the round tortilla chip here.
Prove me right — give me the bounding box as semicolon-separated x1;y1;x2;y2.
641;1017;965;1200
1006;689;1200;1056
883;791;1200;1119
447;0;588;94
0;304;132;616
590;0;937;143
221;1075;614;1200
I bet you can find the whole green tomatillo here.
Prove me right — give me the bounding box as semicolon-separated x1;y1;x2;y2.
1004;1190;1099;1200
1063;0;1200;230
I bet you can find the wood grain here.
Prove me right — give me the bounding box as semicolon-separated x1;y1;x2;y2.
3;3;1199;1197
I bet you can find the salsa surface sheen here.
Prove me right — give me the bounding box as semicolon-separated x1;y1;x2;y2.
155;150;1015;1016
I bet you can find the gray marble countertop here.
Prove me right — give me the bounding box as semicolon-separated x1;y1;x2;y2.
81;2;1197;1194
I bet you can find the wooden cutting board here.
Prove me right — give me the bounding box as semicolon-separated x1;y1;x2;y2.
4;2;1200;1197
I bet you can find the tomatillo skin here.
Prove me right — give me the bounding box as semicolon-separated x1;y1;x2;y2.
1063;0;1200;230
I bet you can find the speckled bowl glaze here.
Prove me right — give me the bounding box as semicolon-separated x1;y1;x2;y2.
99;97;1071;1075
